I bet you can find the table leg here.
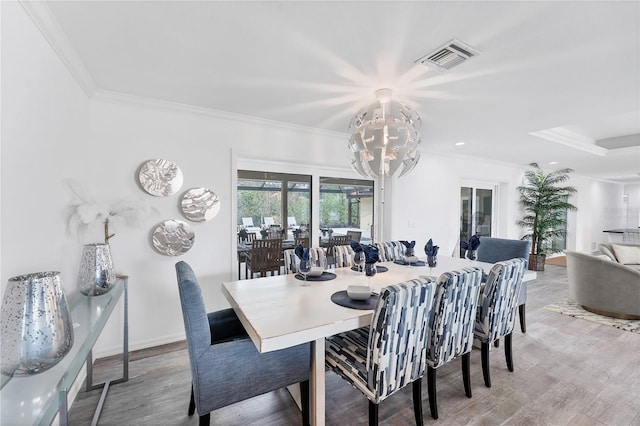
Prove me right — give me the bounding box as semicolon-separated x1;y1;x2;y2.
310;338;325;426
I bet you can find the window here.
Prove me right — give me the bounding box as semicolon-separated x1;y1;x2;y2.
237;171;311;239
319;177;374;243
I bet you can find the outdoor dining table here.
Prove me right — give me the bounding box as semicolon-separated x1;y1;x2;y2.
222;256;537;426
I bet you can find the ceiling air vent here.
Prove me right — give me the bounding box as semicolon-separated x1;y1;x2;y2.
415;39;481;72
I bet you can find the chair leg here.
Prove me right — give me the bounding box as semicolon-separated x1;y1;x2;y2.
481;342;491;388
462;353;472;398
188;384;195;416
300;380;310;426
427;366;438;420
505;332;514;372
412;378;424;426
519;304;527;333
199;413;210;426
368;400;379;426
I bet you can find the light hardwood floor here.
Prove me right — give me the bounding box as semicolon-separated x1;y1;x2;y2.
69;265;640;425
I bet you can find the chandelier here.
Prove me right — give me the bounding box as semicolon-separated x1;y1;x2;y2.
348;88;422;178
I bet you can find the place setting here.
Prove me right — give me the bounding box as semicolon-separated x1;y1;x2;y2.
350;241;389;273
293;244;336;285
331;242;381;309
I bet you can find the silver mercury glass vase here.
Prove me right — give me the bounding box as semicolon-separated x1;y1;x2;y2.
1;271;74;377
78;243;116;296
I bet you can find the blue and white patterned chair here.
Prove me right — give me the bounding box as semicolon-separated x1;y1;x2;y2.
375;241;404;262
474;258;526;388
476;237;530;333
333;245;354;268
325;278;437;425
425;267;484;419
283;247;327;274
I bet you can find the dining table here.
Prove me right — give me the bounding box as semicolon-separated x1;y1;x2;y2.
222;256;537;426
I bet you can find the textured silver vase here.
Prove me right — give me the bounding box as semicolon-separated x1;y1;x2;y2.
78;243;116;296
1;271;74;377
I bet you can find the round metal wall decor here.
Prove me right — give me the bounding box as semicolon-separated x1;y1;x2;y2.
138;159;184;197
181;187;221;222
151;219;195;256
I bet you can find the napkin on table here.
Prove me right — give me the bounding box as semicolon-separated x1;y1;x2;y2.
400;240;416;249
295;244;310;260
424;238;439;256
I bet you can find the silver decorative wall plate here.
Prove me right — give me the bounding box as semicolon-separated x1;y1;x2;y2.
151;220;195;256
138;159;183;197
181;187;221;222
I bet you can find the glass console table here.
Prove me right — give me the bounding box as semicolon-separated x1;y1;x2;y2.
1;276;129;425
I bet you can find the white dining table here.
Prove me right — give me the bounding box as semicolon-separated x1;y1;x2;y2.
222;256;536;426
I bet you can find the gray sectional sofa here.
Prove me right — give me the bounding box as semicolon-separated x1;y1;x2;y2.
598;242;640;271
565;247;640;320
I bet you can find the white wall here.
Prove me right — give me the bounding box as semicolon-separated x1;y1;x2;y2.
569;175;626;252
1;2;92;299
624;183;640;228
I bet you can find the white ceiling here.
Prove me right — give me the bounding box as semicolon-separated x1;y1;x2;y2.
41;1;640;182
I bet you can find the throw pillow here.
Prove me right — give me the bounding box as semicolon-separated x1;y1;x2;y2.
598;245;617;261
611;244;640;265
595;254;613;262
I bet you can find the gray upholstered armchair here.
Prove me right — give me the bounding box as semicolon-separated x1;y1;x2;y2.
176;261;311;425
476;237;531;332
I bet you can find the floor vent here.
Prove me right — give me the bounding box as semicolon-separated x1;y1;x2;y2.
415;39;481;72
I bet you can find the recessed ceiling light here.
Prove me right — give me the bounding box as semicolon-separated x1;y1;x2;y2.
455;142;465;146
549;161;558;165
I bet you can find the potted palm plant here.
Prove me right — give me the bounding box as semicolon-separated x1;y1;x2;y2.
516;163;577;271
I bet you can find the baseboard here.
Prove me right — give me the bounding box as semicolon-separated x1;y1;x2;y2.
94;332;186;359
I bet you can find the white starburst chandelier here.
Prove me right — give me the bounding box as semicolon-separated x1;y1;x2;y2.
348;88;422;178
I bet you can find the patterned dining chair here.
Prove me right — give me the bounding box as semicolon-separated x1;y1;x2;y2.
283;248;327;274
474;258;526;388
333;245;354;268
326;277;437;425
424;267;484;419
375;241;404;262
476;237;530;332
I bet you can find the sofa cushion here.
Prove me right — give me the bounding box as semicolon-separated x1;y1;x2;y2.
611;244;640;265
599;245;617;261
595;254;613;262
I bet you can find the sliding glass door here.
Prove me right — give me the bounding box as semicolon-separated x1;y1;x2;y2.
460;184;495;254
237;171;311;239
319;177;374;244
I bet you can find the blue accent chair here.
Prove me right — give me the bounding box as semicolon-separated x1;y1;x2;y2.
325;278;437;426
425;267;484;419
474;258;527;388
476;237;531;332
175;261;311;425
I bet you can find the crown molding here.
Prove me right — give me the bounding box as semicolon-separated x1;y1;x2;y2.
20;0;97;97
529;127;608;156
93;89;349;140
